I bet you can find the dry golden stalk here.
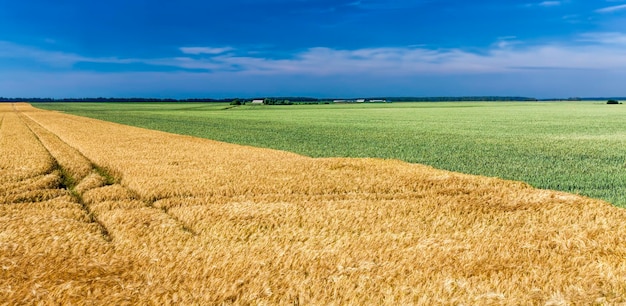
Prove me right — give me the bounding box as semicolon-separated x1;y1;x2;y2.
0;107;54;184
74;172;108;195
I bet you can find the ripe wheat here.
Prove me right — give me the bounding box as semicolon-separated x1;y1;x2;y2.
1;103;625;304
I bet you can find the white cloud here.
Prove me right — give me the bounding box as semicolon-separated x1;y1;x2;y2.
0;41;135;67
145;35;626;76
539;1;561;7
494;36;522;49
524;1;563;8
179;47;234;55
0;41;86;67
5;34;626;77
4;33;626;98
577;32;626;45
595;4;626;13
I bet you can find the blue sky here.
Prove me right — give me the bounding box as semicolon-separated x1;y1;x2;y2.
1;0;626;98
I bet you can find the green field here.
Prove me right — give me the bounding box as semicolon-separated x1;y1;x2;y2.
34;102;626;207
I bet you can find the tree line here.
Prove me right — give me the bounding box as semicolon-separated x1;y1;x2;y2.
4;96;621;103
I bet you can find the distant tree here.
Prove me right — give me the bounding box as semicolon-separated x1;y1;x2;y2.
230;98;241;105
607;99;620;104
264;98;279;105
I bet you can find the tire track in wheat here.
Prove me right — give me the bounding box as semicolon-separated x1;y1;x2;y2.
0;106;58;199
15;110;112;241
18;107;197;244
18;107;199;235
0;108;138;304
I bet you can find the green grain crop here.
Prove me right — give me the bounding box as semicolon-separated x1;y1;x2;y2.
34;101;626;207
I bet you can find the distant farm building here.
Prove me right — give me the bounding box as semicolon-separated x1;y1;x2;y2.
333;99;389;103
251;99;264;105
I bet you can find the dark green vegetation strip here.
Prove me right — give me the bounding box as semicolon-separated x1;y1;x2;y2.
34;102;626;207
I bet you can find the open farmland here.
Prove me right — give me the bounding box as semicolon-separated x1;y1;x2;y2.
35;101;626;207
2;103;626;304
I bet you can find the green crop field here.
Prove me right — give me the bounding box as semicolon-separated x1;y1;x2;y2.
34;101;626;207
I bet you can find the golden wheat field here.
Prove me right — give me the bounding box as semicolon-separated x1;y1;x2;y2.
1;103;625;304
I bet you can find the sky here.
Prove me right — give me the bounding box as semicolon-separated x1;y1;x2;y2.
1;0;626;98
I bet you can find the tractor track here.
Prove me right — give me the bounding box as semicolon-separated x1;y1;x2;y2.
16;108;113;241
17;106;197;239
